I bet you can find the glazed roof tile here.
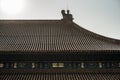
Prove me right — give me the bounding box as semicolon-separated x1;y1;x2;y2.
0;20;120;51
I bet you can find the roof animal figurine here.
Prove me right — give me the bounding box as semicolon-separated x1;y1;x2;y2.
61;10;74;22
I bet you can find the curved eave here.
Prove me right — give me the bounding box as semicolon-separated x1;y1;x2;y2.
73;22;120;45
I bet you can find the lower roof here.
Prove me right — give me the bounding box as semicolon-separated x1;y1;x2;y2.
0;69;120;80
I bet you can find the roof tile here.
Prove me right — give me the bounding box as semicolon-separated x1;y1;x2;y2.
0;20;120;51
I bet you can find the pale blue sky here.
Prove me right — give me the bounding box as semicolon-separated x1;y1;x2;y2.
0;0;120;39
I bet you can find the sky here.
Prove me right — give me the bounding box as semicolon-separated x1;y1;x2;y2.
0;0;120;40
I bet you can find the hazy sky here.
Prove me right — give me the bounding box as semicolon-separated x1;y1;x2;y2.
0;0;120;39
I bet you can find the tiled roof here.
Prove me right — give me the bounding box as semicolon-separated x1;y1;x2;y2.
0;20;120;51
0;70;120;80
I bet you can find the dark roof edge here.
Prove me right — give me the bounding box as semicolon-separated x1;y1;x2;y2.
1;69;120;73
73;22;120;45
0;50;120;54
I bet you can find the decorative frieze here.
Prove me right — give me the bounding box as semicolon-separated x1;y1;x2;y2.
0;61;120;69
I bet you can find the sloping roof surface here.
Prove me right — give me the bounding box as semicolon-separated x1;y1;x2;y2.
0;72;120;80
0;20;120;51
